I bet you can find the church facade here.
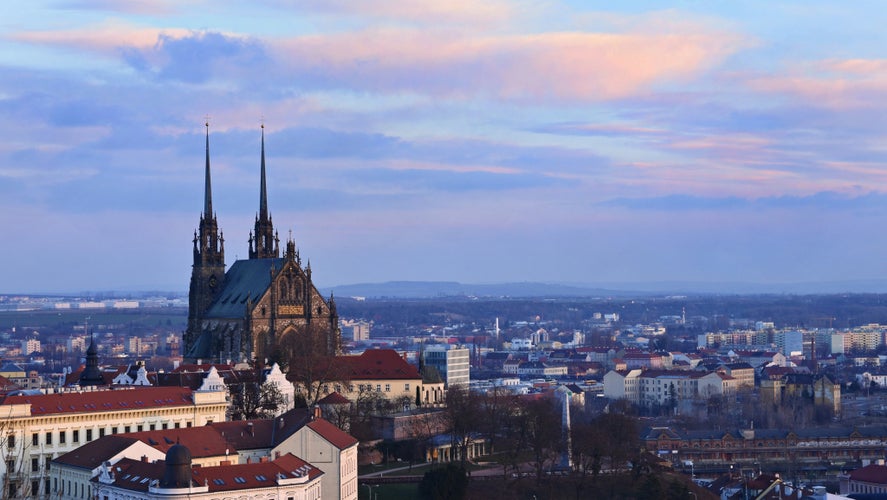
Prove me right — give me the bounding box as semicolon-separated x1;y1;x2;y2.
183;124;340;363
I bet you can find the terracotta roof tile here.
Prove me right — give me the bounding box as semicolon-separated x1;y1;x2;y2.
54;435;141;469
0;386;195;416
306;419;358;450
125;426;231;457
337;349;420;380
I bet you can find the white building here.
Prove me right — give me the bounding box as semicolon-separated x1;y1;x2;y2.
1;381;227;498
603;369;734;410
21;338;41;355
423;345;470;387
53;408;357;500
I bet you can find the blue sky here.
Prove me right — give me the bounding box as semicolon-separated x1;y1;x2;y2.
4;1;887;293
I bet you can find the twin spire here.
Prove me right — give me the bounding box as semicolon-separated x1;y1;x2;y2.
199;122;282;263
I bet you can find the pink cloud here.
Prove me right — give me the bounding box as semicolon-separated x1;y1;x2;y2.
10;21;192;54
748;58;887;109
273;28;744;101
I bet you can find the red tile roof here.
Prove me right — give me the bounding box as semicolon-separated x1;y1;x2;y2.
54;435;142;469
125;426;231;458
208;408;315;449
0;386;195;416
306;418;359;450
172;363;234;373
193;453;322;492
849;464;887;484
337;349;420;380
103;453;322;493
317;392;351;405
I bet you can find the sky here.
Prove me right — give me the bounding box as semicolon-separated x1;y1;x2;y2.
4;1;887;293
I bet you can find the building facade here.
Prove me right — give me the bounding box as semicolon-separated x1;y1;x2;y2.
1;383;227;498
423;345;470;387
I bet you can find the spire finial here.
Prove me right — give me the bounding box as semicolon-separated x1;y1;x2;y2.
204;117;213;218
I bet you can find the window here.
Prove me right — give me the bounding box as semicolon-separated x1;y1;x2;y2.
59;431;66;444
137;425;143;432
99;428;105;438
111;427;117;435
73;430;79;443
86;429;93;442
162;423;168;430
124;426;130;433
45;479;50;496
45;432;52;445
45;456;50;471
186;422;192;428
174;423;180;429
405;383;410;391
7;482;17;497
31;458;39;472
385;384;391;392
6;460;13;472
149;424;155;431
7;434;14;449
32;433;38;446
376;384;381;392
31;480;38;495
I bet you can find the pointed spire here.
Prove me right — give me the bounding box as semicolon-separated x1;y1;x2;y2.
204;120;213;217
250;123;278;259
260;123;268;218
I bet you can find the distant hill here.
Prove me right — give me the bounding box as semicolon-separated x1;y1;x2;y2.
323;279;887;299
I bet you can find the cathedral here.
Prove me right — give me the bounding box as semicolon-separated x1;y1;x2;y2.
183;124;340;363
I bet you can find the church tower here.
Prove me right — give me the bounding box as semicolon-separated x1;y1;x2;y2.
185;122;226;352
249;125;279;259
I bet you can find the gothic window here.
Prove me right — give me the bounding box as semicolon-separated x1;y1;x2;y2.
279;283;288;300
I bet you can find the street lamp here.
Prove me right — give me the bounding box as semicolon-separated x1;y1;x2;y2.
363;483;377;500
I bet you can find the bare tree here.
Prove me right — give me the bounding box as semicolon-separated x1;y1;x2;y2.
272;322;349;407
229;379;285;420
520;395;564;482
443;385;482;468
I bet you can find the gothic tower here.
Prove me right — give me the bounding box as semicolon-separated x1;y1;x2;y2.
249;125;279;259
185;122;226;351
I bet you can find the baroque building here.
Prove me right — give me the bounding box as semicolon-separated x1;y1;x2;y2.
184;124;340;363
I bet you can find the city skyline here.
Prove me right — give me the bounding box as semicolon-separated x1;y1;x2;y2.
4;2;887;293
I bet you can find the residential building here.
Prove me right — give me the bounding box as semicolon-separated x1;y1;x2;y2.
840;464;887;496
53;408;358;500
90;447;323;500
1;379;227;498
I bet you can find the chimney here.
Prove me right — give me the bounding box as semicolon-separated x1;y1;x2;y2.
220;460;232;466
259;457;269;463
312;406;322;420
247;422;254;436
141;455;148;462
278;418;284;429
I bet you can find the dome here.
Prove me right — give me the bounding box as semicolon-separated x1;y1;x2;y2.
160;443;193;488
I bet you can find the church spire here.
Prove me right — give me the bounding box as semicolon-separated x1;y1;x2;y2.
260;124;268;219
204;121;213;218
249;123;278;259
186;119;226;357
